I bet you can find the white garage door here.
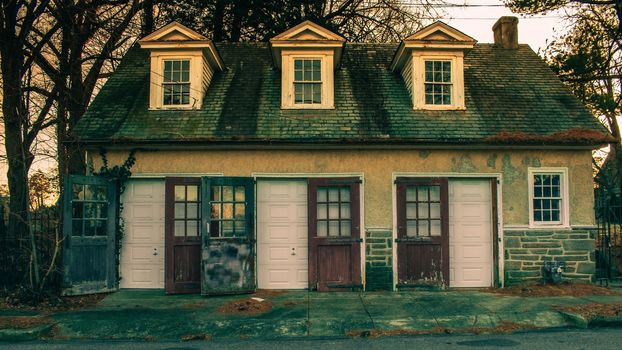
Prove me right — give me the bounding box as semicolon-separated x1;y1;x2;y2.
120;179;165;289
449;179;493;287
257;180;308;289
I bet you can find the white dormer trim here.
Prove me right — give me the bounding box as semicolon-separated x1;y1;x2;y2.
391;21;476;72
270;21;345;109
139;22;224;110
391;21;475;111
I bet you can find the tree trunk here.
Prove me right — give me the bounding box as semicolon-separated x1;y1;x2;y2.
142;0;154;36
213;0;225;41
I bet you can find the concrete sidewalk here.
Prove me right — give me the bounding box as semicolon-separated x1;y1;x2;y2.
39;289;622;340
2;289;622;341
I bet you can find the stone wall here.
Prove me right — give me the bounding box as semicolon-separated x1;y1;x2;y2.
504;229;595;285
365;229;393;291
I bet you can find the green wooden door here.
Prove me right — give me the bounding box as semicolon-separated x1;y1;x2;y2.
201;177;255;295
62;175;118;295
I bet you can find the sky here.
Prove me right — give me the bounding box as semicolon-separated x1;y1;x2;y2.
441;0;570;54
0;0;573;186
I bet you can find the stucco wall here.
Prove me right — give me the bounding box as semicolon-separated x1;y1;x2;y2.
93;148;595;227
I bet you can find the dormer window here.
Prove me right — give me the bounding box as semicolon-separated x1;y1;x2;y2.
163;59;191;106
424;60;452;105
270;21;345;110
139;22;224;110
294;58;322;105
390;21;476;111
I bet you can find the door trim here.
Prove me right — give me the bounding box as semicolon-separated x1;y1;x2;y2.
391;173;503;289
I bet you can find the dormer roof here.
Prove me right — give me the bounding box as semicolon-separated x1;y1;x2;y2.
139;21;225;71
269;20;346;69
391;21;477;71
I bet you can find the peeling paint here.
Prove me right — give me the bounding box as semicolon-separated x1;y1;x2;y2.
487;154;497;169
451;154;477;173
99;149;595;226
501;154;520;186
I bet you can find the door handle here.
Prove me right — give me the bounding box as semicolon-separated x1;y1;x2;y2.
153;248;158;256
291;247;296;256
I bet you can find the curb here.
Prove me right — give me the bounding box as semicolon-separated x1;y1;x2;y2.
0;324;53;342
558;311;588;329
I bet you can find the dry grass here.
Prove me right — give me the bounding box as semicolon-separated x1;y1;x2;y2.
217;298;272;316
558;303;622;320
0;316;51;330
483;283;620;297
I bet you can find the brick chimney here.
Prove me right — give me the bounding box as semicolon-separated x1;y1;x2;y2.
493;16;518;49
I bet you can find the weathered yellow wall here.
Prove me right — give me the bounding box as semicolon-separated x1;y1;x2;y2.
94;149;595;227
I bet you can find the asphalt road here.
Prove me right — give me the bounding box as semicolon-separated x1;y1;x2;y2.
0;328;620;350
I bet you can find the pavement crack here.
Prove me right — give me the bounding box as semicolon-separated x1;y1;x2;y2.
358;293;375;329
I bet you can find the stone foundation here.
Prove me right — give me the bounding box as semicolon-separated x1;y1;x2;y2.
504;229;595;285
365;229;393;291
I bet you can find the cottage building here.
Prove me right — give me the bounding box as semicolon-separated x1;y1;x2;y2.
64;18;613;295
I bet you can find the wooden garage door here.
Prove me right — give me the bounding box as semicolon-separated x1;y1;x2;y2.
449;179;493;287
120;179;165;289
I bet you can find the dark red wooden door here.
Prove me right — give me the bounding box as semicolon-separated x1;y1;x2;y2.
396;177;449;289
165;178;202;294
308;178;362;291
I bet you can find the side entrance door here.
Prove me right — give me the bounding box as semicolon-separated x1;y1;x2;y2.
395;177;449;288
165;178;202;294
201;177;255;295
62;175;117;295
308;178;362;291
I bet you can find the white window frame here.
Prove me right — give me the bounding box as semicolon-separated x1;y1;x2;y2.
281;50;334;109
162;58;191;107
411;51;465;110
149;51;204;110
528;167;570;228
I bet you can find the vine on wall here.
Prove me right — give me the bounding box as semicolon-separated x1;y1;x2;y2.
89;149;137;281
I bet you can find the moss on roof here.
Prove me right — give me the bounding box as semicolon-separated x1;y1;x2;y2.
74;42;612;146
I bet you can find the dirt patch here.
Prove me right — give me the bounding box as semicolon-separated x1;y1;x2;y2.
181;333;211;341
558;303;622;320
482;283;620;297
217;298;272;316
0;316;51;330
460;321;538;335
1;289;109;312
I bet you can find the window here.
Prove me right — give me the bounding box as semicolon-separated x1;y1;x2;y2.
294;59;322;104
173;184;201;237
529;168;569;227
163;59;190;106
405;184;442;237
424;60;452;105
280;51;334;109
209;185;246;238
410;53;465;110
316;186;351;237
71;184;108;236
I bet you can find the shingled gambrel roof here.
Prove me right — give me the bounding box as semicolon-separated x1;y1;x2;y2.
74;42;612;146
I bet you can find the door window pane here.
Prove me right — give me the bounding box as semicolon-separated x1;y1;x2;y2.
316;185;354;237
175;186;186;201
174;203;185;219
187;186;198;201
174;220;185;236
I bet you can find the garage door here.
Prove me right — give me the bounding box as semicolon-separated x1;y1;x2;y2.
448;179;493;287
257;180;308;289
120;179;165;289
